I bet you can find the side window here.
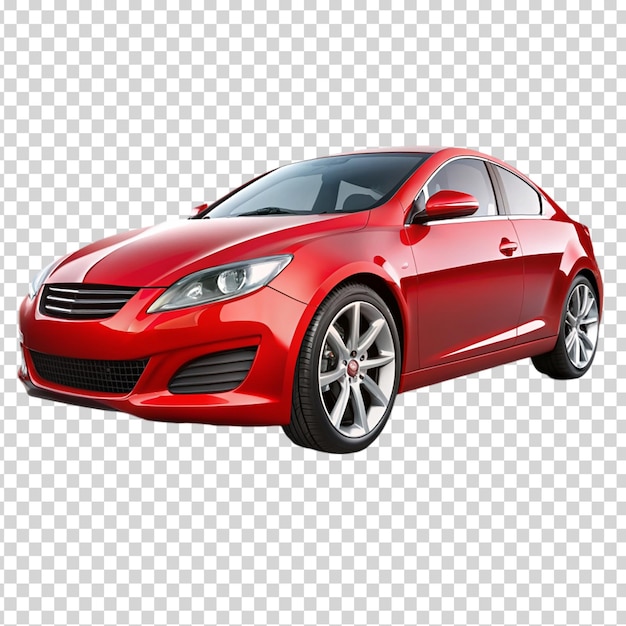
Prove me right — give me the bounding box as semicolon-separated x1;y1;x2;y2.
426;159;497;217
495;166;542;215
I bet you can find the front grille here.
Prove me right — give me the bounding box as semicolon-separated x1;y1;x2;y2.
30;350;149;394
40;284;139;319
169;347;257;394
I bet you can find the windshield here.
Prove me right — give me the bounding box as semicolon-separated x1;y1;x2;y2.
205;153;431;218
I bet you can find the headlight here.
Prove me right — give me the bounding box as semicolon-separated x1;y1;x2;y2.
147;255;293;313
28;260;56;299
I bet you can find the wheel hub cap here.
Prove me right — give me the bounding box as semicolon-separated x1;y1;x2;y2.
347;359;359;377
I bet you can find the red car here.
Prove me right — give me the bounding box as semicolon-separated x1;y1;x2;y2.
19;147;602;453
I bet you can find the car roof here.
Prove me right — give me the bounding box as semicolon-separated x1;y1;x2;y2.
321;146;444;156
322;146;532;182
317;146;518;167
325;146;510;162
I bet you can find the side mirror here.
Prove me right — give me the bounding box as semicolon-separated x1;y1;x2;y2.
411;190;479;224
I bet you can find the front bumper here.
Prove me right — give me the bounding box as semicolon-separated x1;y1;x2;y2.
19;285;307;426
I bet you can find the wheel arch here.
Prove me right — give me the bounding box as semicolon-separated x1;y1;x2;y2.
279;250;416;413
577;267;601;308
284;264;412;390
553;232;604;329
331;272;406;364
562;259;603;324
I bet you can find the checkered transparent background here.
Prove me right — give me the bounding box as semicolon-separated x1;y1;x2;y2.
1;2;624;625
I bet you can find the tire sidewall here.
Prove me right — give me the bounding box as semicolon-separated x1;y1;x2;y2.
556;275;598;378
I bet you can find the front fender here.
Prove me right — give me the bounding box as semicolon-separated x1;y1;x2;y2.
271;227;418;386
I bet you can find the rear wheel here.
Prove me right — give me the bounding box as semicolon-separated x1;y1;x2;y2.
283;283;401;453
532;275;599;379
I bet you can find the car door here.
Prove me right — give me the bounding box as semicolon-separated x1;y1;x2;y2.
491;163;571;344
409;157;525;368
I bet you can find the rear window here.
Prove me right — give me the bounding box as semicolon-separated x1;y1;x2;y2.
495;165;542;215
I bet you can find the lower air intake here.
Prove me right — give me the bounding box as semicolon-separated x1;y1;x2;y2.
168;347;257;394
30;350;148;394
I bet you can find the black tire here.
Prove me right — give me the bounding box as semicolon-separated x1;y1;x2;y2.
532;274;600;379
283;283;401;453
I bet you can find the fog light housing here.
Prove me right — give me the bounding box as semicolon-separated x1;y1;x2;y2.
18;330;27;376
19;348;28;377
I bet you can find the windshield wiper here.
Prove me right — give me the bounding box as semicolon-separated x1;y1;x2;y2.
236;207;300;216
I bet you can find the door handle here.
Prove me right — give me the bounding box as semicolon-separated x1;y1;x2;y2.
499;238;518;256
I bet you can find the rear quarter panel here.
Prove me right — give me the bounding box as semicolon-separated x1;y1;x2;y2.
510;214;603;343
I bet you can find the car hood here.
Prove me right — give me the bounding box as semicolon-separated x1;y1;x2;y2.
47;213;368;287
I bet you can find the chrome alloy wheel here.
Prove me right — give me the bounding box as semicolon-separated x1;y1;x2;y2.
564;282;599;369
318;301;396;438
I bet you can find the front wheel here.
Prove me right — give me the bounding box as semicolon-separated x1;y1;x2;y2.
532;274;600;379
283;283;401;453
